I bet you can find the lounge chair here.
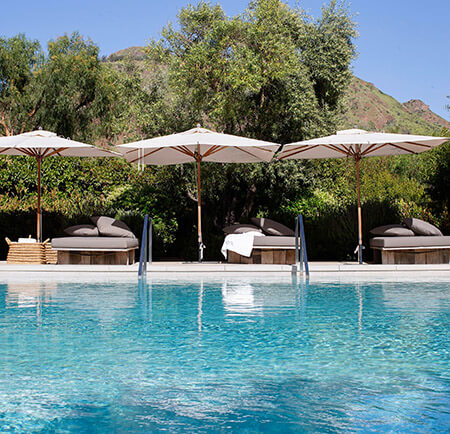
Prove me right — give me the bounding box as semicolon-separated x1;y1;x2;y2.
370;236;450;264
224;218;296;264
51;237;138;265
51;216;139;265
369;218;450;264
228;236;296;264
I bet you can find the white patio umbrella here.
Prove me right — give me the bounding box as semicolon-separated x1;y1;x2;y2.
278;129;448;264
119;125;279;261
0;130;119;242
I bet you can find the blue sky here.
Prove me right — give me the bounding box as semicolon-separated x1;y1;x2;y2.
2;0;449;119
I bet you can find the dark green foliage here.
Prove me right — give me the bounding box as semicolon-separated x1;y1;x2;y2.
427;137;450;233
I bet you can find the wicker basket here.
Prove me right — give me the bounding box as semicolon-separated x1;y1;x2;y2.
45;243;58;264
6;237;48;264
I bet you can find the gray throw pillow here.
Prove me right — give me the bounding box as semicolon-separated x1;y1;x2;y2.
64;224;99;237
91;216;136;238
251;217;295;236
369;224;415;237
223;224;262;234
403;217;443;236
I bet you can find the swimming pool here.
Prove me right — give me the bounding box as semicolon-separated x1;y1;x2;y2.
1;274;449;432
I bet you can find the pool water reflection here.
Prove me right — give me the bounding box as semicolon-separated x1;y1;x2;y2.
0;275;448;432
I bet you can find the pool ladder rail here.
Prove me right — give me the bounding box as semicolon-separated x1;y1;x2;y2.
138;214;309;278
138;214;152;278
294;215;310;278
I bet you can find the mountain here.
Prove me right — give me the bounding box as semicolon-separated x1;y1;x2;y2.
106;48;449;134
107;46;147;62
402;99;449;128
339;76;449;134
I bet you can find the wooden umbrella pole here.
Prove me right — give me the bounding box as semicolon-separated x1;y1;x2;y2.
37;156;42;242
196;153;203;262
355;155;363;264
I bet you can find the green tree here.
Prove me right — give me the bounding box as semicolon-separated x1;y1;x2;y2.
0;34;43;135
149;0;357;143
35;33;118;141
140;0;358;255
0;33;118;141
108;56;194;142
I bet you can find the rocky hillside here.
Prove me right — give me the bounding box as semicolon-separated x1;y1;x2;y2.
403;99;449;128
106;48;449;135
339;76;449;134
107;46;147;62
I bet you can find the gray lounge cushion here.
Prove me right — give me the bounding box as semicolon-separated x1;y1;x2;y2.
369;224;415;237
91;216;136;238
64;224;99;237
253;236;296;248
251;218;295;237
403;217;443;236
370;236;450;249
223;224;262;234
52;237;138;250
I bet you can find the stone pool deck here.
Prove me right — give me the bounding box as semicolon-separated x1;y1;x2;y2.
0;261;449;275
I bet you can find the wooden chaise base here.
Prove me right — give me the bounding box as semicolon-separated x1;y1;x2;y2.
372;248;450;264
57;250;136;265
228;248;295;264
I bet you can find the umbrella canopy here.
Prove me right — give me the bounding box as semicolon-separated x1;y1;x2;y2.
0;130;119;242
278;129;447;160
0;130;116;158
119;126;280;261
119;126;278;165
278;129;449;263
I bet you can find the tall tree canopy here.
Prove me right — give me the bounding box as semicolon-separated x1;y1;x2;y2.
133;0;359;244
149;0;357;143
0;34;43;135
0;32;116;140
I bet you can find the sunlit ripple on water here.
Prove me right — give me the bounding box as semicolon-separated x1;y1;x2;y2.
0;276;448;432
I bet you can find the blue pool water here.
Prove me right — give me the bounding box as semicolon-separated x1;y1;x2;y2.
0;275;449;432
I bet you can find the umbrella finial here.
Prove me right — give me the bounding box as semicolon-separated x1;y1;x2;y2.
196;123;201;129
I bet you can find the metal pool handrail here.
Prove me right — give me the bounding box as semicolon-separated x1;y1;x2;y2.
138;214;153;278
294;215;310;278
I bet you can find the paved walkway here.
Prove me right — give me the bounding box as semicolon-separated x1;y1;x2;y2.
0;261;449;275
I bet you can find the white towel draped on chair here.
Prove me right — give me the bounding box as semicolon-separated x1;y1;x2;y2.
221;231;265;259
